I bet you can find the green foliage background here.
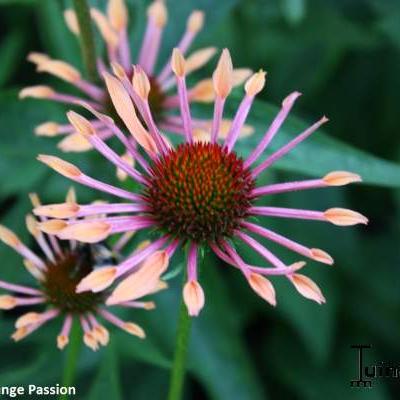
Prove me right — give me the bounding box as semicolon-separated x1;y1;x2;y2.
0;0;399;398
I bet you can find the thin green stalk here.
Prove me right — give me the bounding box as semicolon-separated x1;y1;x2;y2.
59;322;81;400
72;0;98;82
167;293;192;400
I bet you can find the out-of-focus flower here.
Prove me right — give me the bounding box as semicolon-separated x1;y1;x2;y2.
0;191;162;350
20;0;252;158
37;49;367;317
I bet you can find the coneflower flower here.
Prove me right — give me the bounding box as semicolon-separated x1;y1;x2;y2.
19;0;251;156
36;49;367;317
0;191;164;350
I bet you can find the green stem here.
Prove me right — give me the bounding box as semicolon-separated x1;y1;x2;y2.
59;322;81;400
72;0;98;82
167;294;192;400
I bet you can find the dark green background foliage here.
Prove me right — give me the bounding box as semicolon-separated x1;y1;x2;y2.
0;0;399;399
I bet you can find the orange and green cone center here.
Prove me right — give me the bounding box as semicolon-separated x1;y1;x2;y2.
144;142;256;243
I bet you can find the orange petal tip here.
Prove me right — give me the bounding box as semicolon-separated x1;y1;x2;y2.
76;266;117;293
248;273;276;306
324;208;368;226
183;280;205;317
323;171;362;186
310;248;334;265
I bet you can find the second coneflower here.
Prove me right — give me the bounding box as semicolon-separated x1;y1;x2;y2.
19;0;252;156
0;191;165;350
36;49;367;317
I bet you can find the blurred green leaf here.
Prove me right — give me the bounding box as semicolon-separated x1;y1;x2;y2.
116;328;171;369
375;10;400;49
0;91;64;196
0;321;62;387
281;0;306;26
0;0;37;3
219;0;379;98
0;353;52;385
368;0;400;48
0;30;25;87
123;366;168;399
88;342;122;400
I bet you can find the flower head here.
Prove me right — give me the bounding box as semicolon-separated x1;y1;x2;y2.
37;49;367;316
21;0;251;160
145;141;255;242
0;192;162;350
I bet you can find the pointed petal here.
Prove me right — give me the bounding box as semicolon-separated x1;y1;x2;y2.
34;203;80;219
103;72;157;154
106;250;169;305
37;60;81;83
107;0;128;31
190;79;214;102
35;122;61;137
26;214;40;238
310;248;334;265
38;220;68;234
111;61;127;80
186;47;216;75
37;155;82;179
0;295;17;310
324;208;368;226
57;335;69;350
15;312;42;329
171;48;186;77
183;280;205;317
323;171;362;186
132;66;151;100
19;86;55;99
11;327;30;342
212;49;233;98
27;52;50;65
0;225;21;248
84;331;99;351
122;322;145;338
66;111;96;137
92;325;110;346
289;273;326;304
245;70;266;96
232;68;253;86
24;259;45;281
58;221;111;243
248;273;276;306
58;134;93;153
90;8;118;49
64;9;79;35
76;266;117;293
143;301;156;310
147;0;167;28
187;10;204;33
